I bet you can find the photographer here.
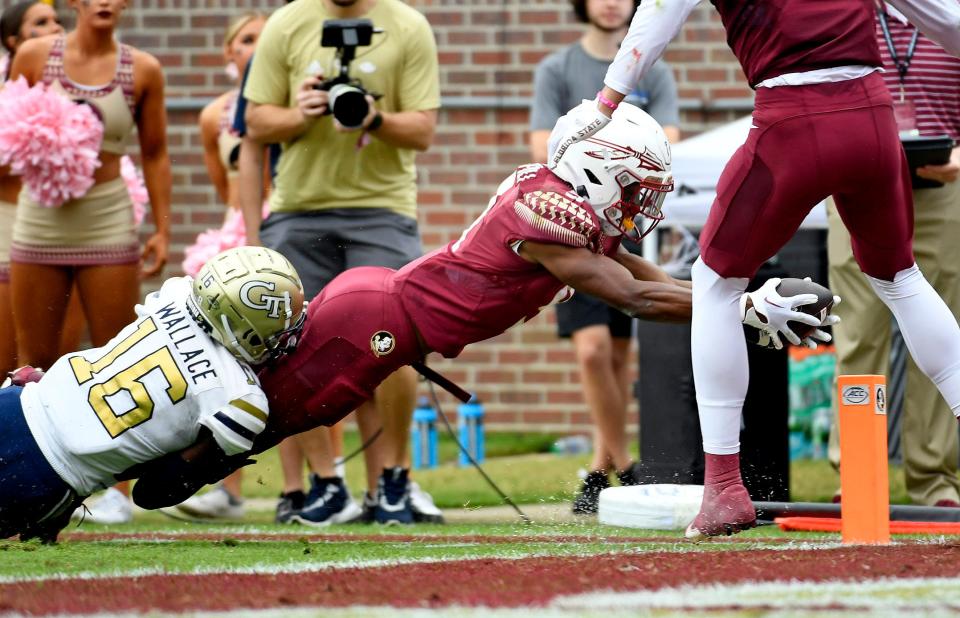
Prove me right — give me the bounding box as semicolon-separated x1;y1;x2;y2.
242;0;439;525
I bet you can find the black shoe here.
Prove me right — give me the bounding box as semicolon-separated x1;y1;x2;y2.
572;470;610;515
353;491;377;524
375;467;413;525
275;490;305;524
293;475;362;526
616;463;640;487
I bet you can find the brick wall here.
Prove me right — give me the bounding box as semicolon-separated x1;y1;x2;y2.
109;0;752;431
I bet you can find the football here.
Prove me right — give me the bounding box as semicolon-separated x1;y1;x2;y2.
776;278;835;340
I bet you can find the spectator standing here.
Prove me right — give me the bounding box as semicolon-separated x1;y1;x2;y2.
828;4;960;507
9;0;172;524
529;0;680;514
242;0;439;525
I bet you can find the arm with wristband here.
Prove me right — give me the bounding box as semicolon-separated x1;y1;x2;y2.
548;0;700;166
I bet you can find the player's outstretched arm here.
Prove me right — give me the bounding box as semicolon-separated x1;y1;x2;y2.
520;241;692;321
613;246;692;289
604;0;701;97
547;0;697;166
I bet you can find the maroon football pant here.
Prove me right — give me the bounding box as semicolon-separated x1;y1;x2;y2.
700;72;914;281
254;267;421;452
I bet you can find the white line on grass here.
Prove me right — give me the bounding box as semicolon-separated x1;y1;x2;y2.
552;576;960;612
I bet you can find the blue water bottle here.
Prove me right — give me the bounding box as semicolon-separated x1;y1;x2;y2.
458;395;485;466
411;396;438;469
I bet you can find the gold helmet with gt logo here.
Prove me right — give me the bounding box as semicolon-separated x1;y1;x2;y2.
187;247;307;365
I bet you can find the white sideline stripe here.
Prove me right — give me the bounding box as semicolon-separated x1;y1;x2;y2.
2;539;862;585
0;555;479;585
13;537;929;586
33;609;667;618
0;546;621;585
552;576;960;612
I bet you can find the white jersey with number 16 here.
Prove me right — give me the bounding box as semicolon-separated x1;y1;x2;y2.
20;277;269;496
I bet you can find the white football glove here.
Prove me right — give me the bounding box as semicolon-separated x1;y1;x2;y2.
547;99;612;168
740;278;823;350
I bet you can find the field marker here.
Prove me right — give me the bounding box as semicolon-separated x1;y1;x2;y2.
837;374;890;544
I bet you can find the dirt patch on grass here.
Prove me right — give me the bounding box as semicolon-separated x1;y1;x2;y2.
3;542;960;614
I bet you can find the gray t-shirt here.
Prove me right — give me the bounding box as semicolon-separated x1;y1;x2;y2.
530;42;680;131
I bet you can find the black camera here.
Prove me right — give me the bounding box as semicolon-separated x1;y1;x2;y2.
313;19;381;129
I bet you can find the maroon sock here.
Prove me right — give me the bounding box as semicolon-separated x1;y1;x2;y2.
703;453;742;491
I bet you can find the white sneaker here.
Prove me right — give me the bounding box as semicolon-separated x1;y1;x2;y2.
72;487;133;525
162;485;244;521
409;481;444;524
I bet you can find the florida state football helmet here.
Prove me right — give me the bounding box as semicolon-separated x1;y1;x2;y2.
552;103;674;240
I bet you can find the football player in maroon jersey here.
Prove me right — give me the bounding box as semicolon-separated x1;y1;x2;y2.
550;0;960;539
131;105;833;516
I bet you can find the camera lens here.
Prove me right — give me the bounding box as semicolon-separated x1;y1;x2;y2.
328;84;369;129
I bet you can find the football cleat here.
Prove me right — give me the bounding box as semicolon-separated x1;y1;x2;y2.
572;470;611;515
684;482;756;540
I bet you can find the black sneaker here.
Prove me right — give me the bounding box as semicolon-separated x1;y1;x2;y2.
616;463;640;487
375;467;413;525
275;490;305;524
293;475;362;527
572;470;610;515
352;491;378;524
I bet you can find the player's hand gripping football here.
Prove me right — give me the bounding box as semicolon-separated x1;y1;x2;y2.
740;278;840;350
547;99;612;168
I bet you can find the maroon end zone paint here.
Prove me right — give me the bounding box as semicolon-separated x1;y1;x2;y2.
3;543;960;614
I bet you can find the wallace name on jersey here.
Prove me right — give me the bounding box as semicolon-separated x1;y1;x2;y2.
154;300;218;386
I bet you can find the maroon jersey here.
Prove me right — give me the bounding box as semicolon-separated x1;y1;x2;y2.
392;164;621;358
711;0;882;86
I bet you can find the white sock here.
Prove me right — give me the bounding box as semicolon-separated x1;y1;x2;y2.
691;258;750;455
868;264;960;415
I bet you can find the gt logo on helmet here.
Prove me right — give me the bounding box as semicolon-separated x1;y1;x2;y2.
239;280;289;319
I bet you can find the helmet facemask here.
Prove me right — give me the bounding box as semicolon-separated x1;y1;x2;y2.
216;303;307;366
603;169;673;241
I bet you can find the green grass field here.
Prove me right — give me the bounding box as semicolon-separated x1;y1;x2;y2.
6;522;808;580
9;433;941;617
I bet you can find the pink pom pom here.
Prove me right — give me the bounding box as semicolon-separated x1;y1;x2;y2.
181;203;270;276
0;77;103;207
121;156;149;225
181;227;223;277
